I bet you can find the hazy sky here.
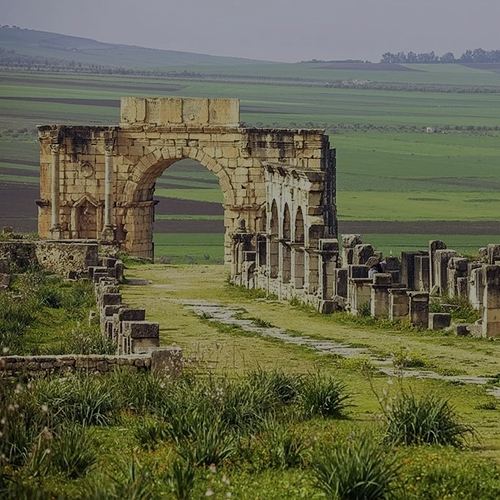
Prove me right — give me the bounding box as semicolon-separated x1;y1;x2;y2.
3;0;500;62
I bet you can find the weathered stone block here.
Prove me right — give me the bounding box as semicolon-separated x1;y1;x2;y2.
118;308;146;322
408;292;429;328
102;293;122;306
151;347;183;377
429;312;451;330
122;321;159;339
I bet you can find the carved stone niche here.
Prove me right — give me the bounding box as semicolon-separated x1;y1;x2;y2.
79;161;95;179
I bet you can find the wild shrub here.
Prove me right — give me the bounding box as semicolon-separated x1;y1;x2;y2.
83;456;157;500
313;432;399;500
248;368;302;404
217;377;277;431
34;375;118;426
298;373;350;418
430;292;481;324
0;293;38;352
175;415;237;467
260;418;310;469
50;423;97;478
165;459;196;500
65;325;116;355
0;382;48;466
111;371;174;414
385;392;474;446
61;280;96;318
134;416;170;449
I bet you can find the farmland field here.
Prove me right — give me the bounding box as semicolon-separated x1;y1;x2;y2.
0;62;499;261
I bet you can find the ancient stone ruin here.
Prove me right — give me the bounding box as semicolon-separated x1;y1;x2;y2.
33;95;500;337
37;97;336;262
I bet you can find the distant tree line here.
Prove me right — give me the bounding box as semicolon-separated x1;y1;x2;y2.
381;48;500;64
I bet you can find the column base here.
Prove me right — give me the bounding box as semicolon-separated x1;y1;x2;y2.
49;226;61;239
101;226;115;241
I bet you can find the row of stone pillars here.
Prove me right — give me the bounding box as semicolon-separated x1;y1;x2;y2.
49;141;115;241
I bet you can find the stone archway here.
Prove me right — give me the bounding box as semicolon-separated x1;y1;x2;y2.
37;97;336;266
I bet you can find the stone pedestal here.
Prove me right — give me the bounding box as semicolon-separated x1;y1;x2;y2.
447;257;468;297
414;255;430;291
469;267;484;311
318;239;339;300
341;234;362;266
408;292;429;328
389;288;409;321
429;312;451;330
334;268;348;298
370;273;392;317
348;278;372;315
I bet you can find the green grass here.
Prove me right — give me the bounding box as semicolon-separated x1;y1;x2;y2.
153;233;224;264
338;191;500;221
2;69;500;247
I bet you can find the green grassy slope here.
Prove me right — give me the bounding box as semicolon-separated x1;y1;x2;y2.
0;26;269;67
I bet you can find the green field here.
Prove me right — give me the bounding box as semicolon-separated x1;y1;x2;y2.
1;55;500;259
153;233;224;264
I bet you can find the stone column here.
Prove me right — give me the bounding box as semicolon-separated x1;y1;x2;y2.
434;250;458;294
482;265;500;338
414;255;430;291
50;144;61;239
101;143;115;240
447;257;468;297
304;249;319;294
429;240;446;292
318;239;339;300
348;278;372;315
469;266;484;311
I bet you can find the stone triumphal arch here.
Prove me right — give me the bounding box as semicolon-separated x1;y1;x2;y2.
38;97;338;308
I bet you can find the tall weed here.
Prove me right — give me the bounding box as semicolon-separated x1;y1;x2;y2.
385;392;474;446
313;432;399;500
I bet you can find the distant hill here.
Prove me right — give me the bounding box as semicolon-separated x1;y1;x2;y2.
0;26;269;69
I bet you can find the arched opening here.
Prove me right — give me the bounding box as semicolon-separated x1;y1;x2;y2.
123;152;231;263
74;198;98;239
269;200;279;279
282;204;291;284
152;159;224;264
293;207;305;288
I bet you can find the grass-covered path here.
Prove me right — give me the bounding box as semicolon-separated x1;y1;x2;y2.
122;263;500;460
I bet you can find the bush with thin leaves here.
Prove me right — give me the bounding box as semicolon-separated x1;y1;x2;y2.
134;416;169;450
313;433;399;500
34;375;118;426
385;392;474;446
248;368;302;405
174;414;237;467
260;418;309;469
0;382;48;467
165;459;196;500
51;423;97;478
298;373;350;418
81;456;157;500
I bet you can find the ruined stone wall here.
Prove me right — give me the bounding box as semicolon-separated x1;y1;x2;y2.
38;97;333;262
0;354;150;377
0;240;98;275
